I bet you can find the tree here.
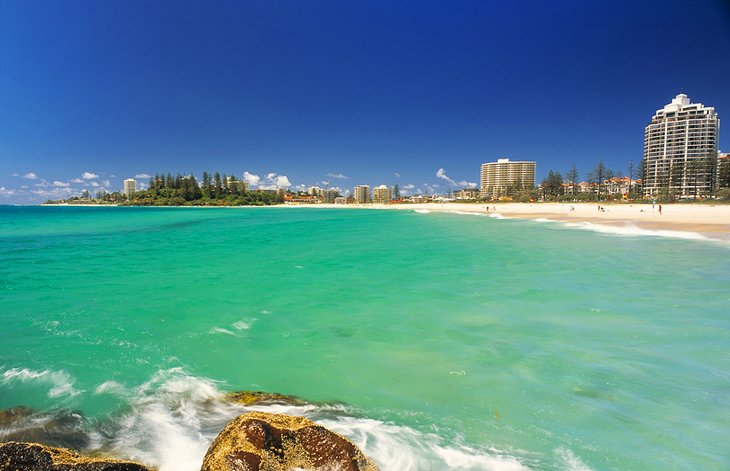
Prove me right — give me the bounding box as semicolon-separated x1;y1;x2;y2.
541;170;563;199
202;172;212;198
565;164;578;195
213;172;223;198
587;159;610;200
717;156;730;189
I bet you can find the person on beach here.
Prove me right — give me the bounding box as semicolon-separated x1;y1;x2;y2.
658;204;662;215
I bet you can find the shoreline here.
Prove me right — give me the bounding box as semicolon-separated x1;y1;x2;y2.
282;202;730;241
30;201;730;240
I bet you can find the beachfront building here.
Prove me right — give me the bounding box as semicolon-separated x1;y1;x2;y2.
454;188;481;200
643;93;720;198
480;158;536;199
372;185;391;204
123;178;136;197
353;185;371;204
717;152;730;189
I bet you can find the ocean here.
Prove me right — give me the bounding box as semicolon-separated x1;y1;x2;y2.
1;205;728;470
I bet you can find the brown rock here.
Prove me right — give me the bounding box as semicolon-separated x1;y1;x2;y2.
225;391;306;407
0;407;89;450
0;441;153;470
201;412;377;471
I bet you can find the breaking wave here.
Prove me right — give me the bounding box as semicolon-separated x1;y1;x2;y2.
0;368;551;470
1;367;81;398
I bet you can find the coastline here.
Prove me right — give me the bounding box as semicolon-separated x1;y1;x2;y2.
34;201;730;240
280;202;730;241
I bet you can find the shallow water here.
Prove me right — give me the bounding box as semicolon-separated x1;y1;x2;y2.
1;206;728;470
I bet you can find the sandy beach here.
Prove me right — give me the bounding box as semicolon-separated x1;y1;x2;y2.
287;202;730;240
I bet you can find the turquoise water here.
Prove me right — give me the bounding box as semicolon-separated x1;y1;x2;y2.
1;206;728;470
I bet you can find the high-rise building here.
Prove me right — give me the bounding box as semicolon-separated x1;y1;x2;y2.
643;94;719;197
353;185;371;203
480;158;536;198
717;152;730;189
372;184;391;204
123;178;136;197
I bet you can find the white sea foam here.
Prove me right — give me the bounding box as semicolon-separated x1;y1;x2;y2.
95;380;127;395
92;368;239;471
83;369;532;471
208;327;238;336
489;213;510;219
556;446;594;471
414;209;431;214
563;221;710;240
232;319;256;330
1;367;81;398
320;416;529;471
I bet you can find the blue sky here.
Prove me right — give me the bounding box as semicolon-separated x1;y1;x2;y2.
1;0;729;202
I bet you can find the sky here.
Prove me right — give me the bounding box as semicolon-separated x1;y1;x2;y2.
1;0;729;203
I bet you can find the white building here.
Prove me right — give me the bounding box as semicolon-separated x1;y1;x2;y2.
123;178;136;197
372;184;391;204
480;158;536;198
353;185;371;204
643;94;719;197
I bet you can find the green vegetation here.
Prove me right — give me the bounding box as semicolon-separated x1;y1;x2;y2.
129;173;283;206
45;172;285;206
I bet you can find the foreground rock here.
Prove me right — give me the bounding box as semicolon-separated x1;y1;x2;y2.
225;391;306;407
0;407;89;450
0;441;153;470
201;411;377;471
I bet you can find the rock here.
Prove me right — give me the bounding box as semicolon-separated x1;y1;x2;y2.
201;411;377;471
0;441;153;470
225;391;306;407
0;407;90;450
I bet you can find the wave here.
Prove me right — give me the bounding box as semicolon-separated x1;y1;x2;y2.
1;367;594;470
1;367;81;398
0;368;540;470
562;221;710;240
414;209;431;214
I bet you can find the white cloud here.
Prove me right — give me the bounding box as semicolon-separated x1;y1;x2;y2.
242;171;261;186
23;172;38;180
403;184;416;190
31;187;75;199
0;186;15;196
35;180;51;187
394;173;401;178
295;184;307;191
326;172;349;179
458;180;478;188
135;173;151;179
436;168;458;186
273;174;291;188
82;172;99;180
52;181;70;187
91;181;100;187
424;184;437;194
102;180;111;187
243;171;292;190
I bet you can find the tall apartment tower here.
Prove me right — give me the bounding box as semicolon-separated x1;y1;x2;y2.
123;178;136;197
643;94;719;197
480;158;536;198
372;184;392;204
353;185;371;203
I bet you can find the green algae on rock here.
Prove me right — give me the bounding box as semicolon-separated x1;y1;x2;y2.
201;411;377;471
225;391;307;407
